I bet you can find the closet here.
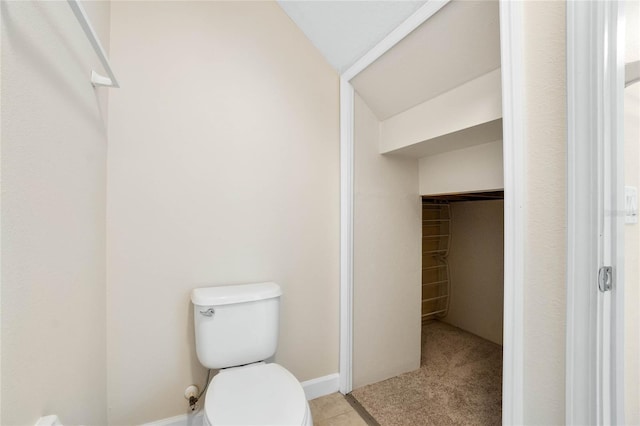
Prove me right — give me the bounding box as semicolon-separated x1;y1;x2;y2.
421;191;505;341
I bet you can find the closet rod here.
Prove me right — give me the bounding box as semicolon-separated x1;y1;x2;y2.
67;0;120;88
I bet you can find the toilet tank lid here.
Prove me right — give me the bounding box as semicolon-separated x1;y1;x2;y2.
191;282;281;306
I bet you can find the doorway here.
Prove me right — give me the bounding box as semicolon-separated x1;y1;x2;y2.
339;0;525;423
349;192;505;424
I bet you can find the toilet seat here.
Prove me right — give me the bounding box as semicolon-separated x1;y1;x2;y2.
204;363;311;426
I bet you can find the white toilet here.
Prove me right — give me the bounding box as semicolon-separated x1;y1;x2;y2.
191;282;312;426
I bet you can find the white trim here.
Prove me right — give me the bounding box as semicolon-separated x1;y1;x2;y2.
498;1;525;424
140;412;203;426
566;1;599;424
566;1;626;424
341;0;450;82
606;1;626;423
339;77;354;394
593;3;627;421
34;415;62;426
301;373;340;401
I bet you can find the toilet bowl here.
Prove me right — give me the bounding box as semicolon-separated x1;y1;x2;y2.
191;282;312;426
203;363;312;426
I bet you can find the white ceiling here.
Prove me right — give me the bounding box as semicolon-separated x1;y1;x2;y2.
277;1;426;73
351;0;501;120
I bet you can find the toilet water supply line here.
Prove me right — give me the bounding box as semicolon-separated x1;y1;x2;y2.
189;369;212;411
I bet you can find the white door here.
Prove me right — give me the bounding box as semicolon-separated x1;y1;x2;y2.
600;2;626;423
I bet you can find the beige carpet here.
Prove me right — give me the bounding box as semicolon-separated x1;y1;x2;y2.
351;320;502;425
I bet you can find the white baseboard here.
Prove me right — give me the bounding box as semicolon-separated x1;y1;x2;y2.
141;373;340;425
140;411;203;426
301;373;340;400
35;415;63;426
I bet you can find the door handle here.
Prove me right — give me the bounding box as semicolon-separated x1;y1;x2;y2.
598;266;613;292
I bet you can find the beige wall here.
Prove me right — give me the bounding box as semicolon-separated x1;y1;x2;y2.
418;141;503;196
444;200;504;345
380;69;502;154
522;1;567;424
1;1;110;424
106;2;340;424
353;94;422;389
624;1;640;422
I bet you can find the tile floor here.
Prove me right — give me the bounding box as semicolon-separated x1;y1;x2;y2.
309;393;368;426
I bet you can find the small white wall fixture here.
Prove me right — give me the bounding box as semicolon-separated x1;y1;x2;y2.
566;1;626;424
338;1;525;424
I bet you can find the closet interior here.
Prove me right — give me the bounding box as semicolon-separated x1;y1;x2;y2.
421;191;504;325
420;191;505;422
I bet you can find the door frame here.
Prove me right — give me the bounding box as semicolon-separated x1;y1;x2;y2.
338;1;526;424
566;1;626;424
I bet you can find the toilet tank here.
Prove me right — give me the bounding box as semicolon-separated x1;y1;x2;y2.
191;282;282;369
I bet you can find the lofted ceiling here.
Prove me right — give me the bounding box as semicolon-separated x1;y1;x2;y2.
277;1;426;73
351;0;501;120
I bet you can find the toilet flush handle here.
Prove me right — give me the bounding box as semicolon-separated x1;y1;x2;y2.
200;307;215;317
